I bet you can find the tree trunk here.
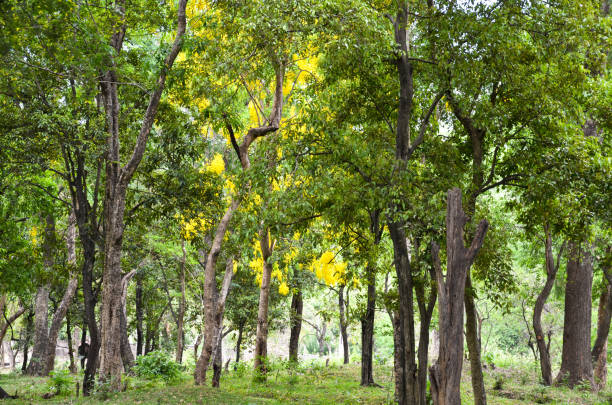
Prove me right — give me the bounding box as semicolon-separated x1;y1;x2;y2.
533;226;564;386
592;278;610;389
464;278;486;405
429;188;488;405
390;311;403;404
21;310;34;373
135;274;144;356
289;287;303;362
338;285;349;365
360;265;375;386
0;385;15;400
176;239;187;364
212;332;222;387
235;326;243;365
66;313;77;374
415;265;437;405
317;322;327;357
254;231;274;380
120;271;136;372
194;333;202;361
44;276;78;375
554;242;594;389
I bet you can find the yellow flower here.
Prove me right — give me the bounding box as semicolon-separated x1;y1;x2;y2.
278;282;290;296
207;153;225;175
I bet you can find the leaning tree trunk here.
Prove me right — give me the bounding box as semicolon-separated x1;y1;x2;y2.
415;266;437;405
554;242;594;389
254;231;274;380
360;265;376;386
289;287;303;362
592;277;611;389
338;285;349;365
533;225;564;386
429;188;488;405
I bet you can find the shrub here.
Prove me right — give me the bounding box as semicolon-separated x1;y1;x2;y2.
46;369;73;396
493;374;505;390
133;351;183;382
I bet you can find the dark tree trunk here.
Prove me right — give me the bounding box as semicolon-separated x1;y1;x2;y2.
66;313;77;374
592;280;611;388
429;188;488;405
464;277;486;405
533;226;564;386
415;264;437;405
82;241;100;396
235;325;243;365
0;386;15;399
338;285;349;365
135;274;144;356
390;311;403;404
554;242;594;389
289;288;303;362
360;265;376;386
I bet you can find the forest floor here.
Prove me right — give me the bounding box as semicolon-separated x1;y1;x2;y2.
0;359;610;404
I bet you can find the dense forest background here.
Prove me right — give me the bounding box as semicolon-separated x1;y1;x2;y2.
0;0;610;404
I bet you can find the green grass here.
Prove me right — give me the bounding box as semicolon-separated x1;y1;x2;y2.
1;359;610;404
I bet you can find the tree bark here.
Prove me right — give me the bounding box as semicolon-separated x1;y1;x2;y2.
212;332;223;387
176;239;187;364
235;325;243;364
592;273;610;389
360;265;376;386
66;313;77;374
338;285;349;365
415;264;437;405
533;225;564;385
289;287;303;362
429;188;488;405
21;310;34;373
98;0;188;390
135;273;144;357
254;231;274;380
554;242;594;389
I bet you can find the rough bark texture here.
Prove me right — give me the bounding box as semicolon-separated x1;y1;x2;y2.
360;265;376;386
119;270;136;372
592;273;610;389
533;226;564;386
254;232;274;379
176;240;187;364
429;188;488;405
338;285;349;365
44;276;78;375
289;288;303;362
66;313;77;374
98;0;188;390
212;333;222;387
555;242;594;389
415;263;437;405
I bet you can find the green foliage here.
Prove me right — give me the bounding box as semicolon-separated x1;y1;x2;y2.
46;369;73;396
133;351;183;382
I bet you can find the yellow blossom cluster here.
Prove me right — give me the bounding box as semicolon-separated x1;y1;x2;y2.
207;153;225;175
177;213;210;241
29;226;38;245
309;251;347;286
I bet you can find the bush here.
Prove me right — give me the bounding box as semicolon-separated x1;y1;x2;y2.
46;369;73;395
133;351;183;382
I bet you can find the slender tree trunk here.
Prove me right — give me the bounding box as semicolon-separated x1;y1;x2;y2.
21;310;33;373
289;287;303;362
44;276;78;375
66;313;77;374
390;311;403;404
176;240;187;364
464;277;487;405
591;275;610;389
254;231;274;380
338;285;349;365
415;264;437;405
235;325;243;365
135;274;144;356
429;188;488;405
361;265;375;386
316;322;327;356
533;226;564;385
119;271;136;372
555;242;594;389
194;333;202;361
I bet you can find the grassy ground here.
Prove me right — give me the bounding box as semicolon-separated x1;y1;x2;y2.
0;359;610;404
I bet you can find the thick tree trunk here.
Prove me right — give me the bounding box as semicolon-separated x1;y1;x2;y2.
390;311;403;404
429;188;488;405
135;274;144;356
360;265;376;386
592;279;610;389
176;239;187;364
254;232;274;380
464;278;486;405
27;286;49;376
338;285;349;365
555;242;594;389
289;288;303;362
533;226;564;386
